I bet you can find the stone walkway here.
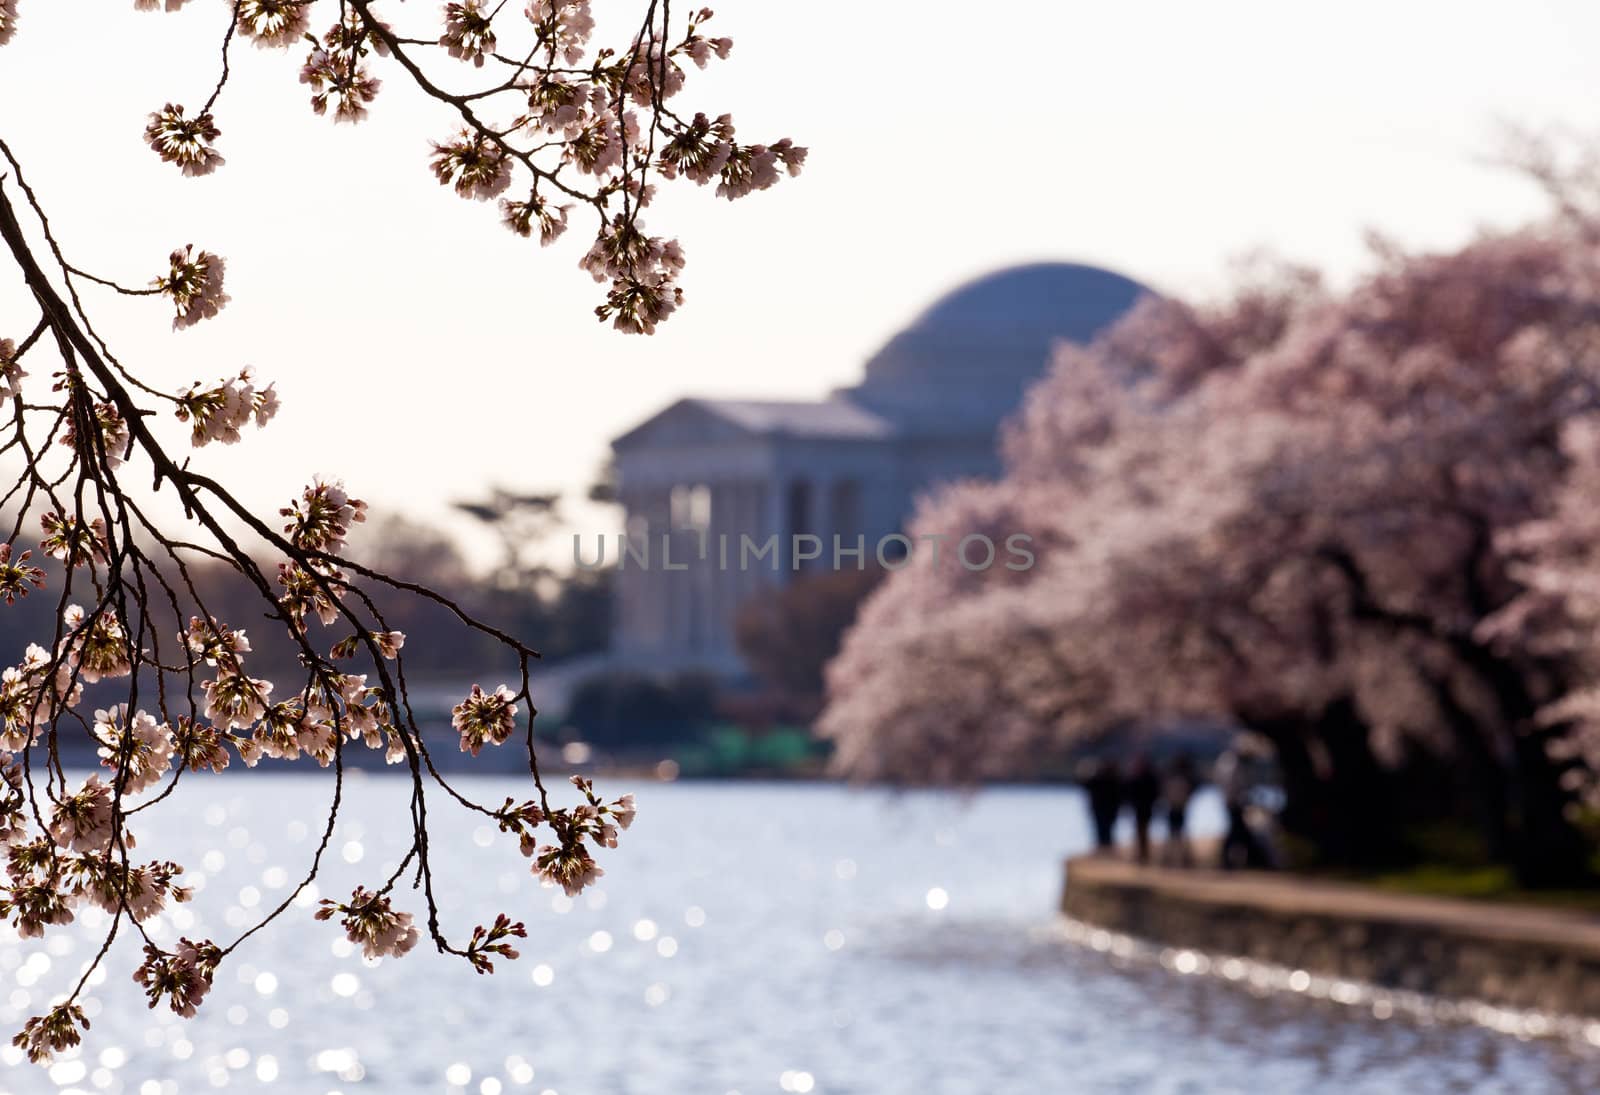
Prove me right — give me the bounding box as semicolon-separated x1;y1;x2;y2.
1066;852;1600;958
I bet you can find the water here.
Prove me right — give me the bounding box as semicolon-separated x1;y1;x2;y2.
4;777;1600;1094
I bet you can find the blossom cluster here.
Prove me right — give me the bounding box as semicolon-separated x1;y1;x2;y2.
300;24;384;123
93;706;177;794
60;401;129;471
276;478;366;631
3;766;194;940
11;1003;89;1065
580;217;687;334
315;886;420;959
0;640;80;751
38;512;107;568
441;1;496;67
0;425;637;1065
0;337;25;401
154;245;229;329
142;104;224;177
489;778;637;897
132;938;222;1017
175;367;277;447
237;0;311;49
452;683;517;755
0;544;45;605
526;776;634;896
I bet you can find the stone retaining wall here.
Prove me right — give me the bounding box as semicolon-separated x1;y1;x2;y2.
1062;856;1600;1017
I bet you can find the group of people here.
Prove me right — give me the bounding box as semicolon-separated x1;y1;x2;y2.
1081;753;1200;866
1079;750;1275;869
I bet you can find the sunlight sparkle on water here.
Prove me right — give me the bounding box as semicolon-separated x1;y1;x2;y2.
48;1060;87;1085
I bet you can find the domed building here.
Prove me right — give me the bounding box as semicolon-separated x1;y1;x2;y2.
608;262;1149;675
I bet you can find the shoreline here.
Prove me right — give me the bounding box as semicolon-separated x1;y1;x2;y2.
1062;853;1600;1018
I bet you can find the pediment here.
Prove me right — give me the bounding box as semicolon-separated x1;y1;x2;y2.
611;399;760;451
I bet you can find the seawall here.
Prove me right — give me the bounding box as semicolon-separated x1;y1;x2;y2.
1062;855;1600;1018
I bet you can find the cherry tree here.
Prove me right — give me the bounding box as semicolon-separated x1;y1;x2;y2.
821;273;1320;785
0;0;802;1064
821;170;1600;883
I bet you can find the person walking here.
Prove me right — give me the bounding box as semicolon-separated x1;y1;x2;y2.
1124;754;1160;865
1216;749;1273;870
1162;753;1199;867
1081;758;1123;853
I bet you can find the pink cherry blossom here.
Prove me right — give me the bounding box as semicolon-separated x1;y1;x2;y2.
0;337;25;400
176;369;275;447
143;104;224;176
431;130;514;200
48;776;115;853
300;47;381;122
534;840;604;896
155;245;229;329
132;938;220;1018
0;544;46;604
237;0;311;49
452;683;518;755
441;1;497;66
93;706;175;795
316;887;419;959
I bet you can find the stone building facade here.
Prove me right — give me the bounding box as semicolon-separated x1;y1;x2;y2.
608;262;1148;676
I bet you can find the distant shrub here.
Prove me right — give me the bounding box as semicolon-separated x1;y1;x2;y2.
563;671;718;748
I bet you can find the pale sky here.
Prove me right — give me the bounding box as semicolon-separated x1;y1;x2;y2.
2;0;1598;566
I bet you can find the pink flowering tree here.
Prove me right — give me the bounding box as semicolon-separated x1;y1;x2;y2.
0;0;801;1065
821;159;1600;885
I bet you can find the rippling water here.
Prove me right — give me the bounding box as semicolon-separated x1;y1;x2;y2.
4;776;1600;1094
